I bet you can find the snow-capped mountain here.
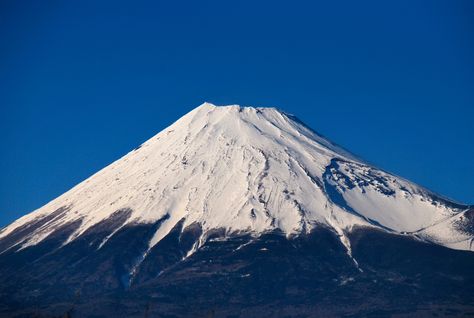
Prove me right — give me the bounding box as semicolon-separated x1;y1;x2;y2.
1;103;471;253
0;103;473;317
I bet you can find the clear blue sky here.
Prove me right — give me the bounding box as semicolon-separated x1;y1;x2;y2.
1;1;473;227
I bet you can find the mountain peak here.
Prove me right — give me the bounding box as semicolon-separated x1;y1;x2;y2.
196;102;283;117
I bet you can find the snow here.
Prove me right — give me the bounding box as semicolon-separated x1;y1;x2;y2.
0;102;471;253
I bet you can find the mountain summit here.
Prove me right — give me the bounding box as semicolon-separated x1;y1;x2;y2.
1;103;473;317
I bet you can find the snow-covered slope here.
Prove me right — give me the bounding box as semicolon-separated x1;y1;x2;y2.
1;102;472;254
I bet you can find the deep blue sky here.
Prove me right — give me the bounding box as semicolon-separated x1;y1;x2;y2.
1;1;473;227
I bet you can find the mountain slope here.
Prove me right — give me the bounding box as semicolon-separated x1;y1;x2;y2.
0;103;473;317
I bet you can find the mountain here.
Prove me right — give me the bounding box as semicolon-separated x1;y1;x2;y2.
0;103;473;317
